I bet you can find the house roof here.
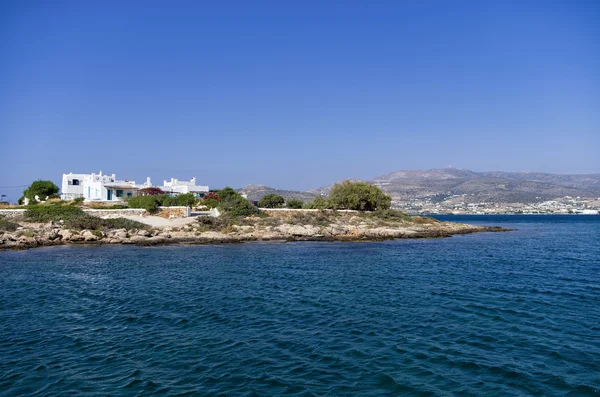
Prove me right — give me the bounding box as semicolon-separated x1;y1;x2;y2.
104;184;139;189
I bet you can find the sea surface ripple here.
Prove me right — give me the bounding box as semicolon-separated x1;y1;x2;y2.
1;215;599;396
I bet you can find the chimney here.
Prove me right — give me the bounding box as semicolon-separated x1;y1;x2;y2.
191;177;196;185
146;177;151;186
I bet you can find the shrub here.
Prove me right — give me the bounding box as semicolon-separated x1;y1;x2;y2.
328;181;391;211
285;199;304;209
21;180;60;203
162;193;196;207
259;194;285;208
306;195;330;209
372;209;410;222
63;214;104;230
410;216;439;224
227;199;262;217
71;197;85;206
196;216;230;232
0;216;19;232
24;205;86;223
214;187;262;217
127;195;161;212
102;217;149;230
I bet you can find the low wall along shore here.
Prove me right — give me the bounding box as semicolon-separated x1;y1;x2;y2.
0;207;191;219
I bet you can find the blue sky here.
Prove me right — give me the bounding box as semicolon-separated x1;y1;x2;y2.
1;1;598;202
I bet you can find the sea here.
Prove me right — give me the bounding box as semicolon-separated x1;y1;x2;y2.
1;215;599;396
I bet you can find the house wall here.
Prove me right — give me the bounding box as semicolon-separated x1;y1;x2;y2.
61;173;87;199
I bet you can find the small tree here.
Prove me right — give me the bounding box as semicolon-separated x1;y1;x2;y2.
163;193;196;207
328;180;391;211
214;187;261;217
202;192;221;209
306;195;330;209
286;199;304;209
259;194;285;208
21;180;60;203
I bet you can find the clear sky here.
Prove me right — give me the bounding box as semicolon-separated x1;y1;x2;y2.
1;0;599;202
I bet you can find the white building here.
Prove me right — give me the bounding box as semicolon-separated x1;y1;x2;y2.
61;171;151;202
162;177;209;198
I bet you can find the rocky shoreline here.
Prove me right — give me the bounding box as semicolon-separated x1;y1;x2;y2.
0;215;510;250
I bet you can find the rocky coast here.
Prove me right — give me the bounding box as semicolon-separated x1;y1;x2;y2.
0;210;509;250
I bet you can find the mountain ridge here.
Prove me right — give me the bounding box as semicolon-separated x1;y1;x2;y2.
239;168;600;205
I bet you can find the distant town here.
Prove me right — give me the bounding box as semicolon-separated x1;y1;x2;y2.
393;195;600;215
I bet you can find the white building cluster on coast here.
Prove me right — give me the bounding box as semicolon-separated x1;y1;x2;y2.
60;171;209;202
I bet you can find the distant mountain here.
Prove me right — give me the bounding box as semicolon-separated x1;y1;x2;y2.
238;185;318;203
240;168;600;205
477;171;600;190
368;168;600;204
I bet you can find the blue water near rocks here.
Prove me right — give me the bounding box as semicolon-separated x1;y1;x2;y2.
1;215;599;396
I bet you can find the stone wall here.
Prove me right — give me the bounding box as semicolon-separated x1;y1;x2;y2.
261;208;360;220
83;209;146;218
0;209;26;218
0;207;193;219
156;206;190;219
0;208;146;219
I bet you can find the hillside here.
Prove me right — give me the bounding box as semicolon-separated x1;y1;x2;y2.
367;168;600;204
238;185;318;203
238;168;600;206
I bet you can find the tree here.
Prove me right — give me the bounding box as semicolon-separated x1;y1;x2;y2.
306;195;330;209
214;187;261;217
162;193;196;206
286;199;304;209
202;192;221;209
327;180;391;211
259;194;285;208
22;180;59;203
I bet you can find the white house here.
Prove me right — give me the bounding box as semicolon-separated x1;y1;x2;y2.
162;177;209;198
61;171;152;202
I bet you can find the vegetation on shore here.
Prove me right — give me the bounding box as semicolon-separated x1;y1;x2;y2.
22;203;148;231
18;180;60;204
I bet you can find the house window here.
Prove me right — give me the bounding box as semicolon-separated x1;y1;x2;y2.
127;192;132;197
116;190;124;198
73;179;80;186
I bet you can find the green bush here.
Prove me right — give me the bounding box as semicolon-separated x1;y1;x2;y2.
63;214;104;230
162;193;196;207
372;209;410;222
286;199;304;209
127;195;161;212
305;195;330;209
71;197;85;206
0;216;20;232
286;211;332;227
102;217;149;230
258;194;285;208
227;199;262;217
328;181;391;211
21;180;60;203
24;205;86;223
214;187;262;217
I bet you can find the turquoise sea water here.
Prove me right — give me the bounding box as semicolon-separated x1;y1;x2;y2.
1;215;599;396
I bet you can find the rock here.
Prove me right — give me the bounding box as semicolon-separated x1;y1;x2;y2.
276;224;319;237
113;231;128;239
137;230;151;237
82;230;99;241
58;229;73;240
47;231;60;241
